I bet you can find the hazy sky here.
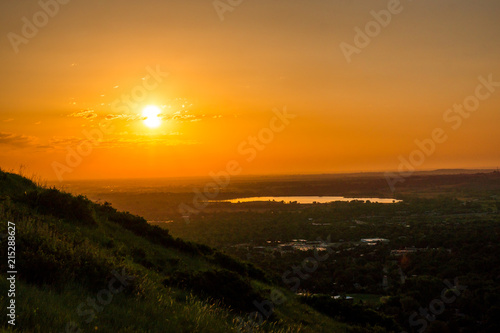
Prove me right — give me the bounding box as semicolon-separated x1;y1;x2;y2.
1;0;499;181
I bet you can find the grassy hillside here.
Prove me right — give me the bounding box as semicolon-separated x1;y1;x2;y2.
0;170;369;333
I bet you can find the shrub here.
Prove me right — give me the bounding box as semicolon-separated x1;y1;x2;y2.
18;236;112;290
163;269;262;312
100;203;215;256
24;188;97;225
209;251;268;282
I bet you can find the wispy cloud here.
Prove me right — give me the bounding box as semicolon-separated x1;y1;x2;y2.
69;110;97;120
105;114;143;121
160;111;221;122
68;110;222;122
3;118;14;122
49;136;83;149
0;132;38;148
103;111;220;123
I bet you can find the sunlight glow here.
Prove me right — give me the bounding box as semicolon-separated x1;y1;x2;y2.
142;105;162;128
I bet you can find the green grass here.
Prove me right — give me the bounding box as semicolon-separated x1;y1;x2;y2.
0;169;361;332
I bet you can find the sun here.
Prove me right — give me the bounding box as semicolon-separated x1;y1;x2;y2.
142;105;162;128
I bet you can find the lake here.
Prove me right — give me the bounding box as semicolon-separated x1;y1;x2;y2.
213;196;401;204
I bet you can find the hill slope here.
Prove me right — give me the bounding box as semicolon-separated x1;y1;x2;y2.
0;170;359;333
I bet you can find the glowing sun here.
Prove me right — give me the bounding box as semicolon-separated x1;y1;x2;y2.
142;105;162;128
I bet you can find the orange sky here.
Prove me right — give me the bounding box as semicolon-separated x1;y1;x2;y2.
1;0;499;181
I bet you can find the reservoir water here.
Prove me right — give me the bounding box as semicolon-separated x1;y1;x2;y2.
214;196;400;204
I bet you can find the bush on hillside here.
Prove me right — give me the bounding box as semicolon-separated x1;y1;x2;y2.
0;170;38;196
24;188;97;225
17;233;113;290
99;202;215;256
163;269;263;312
209;251;268;282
